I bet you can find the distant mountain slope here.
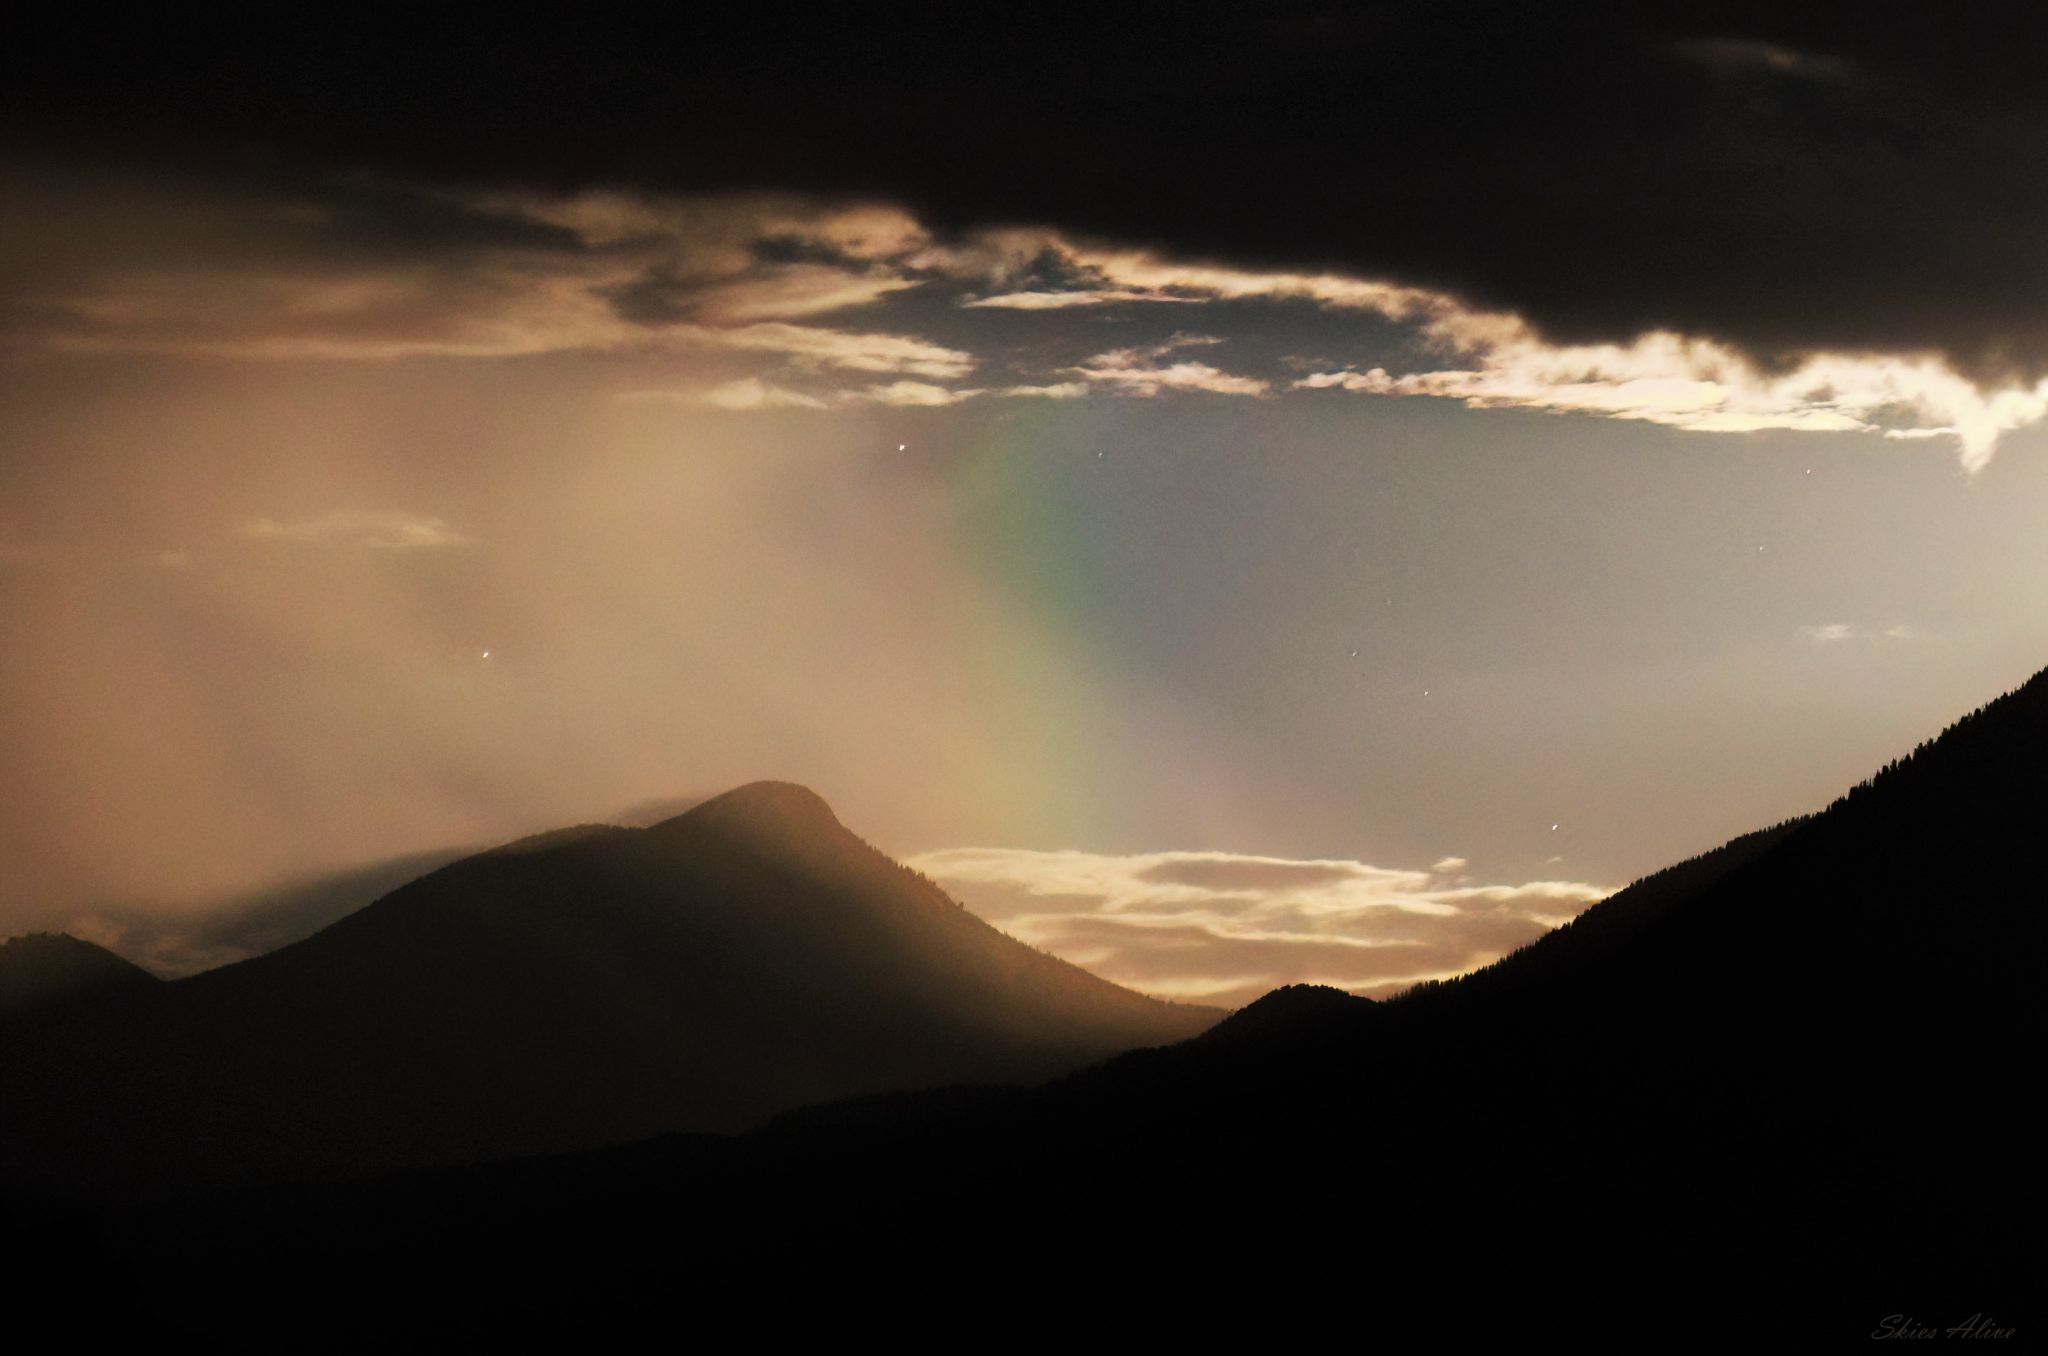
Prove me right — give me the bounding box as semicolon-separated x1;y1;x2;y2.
0;782;1215;1194
44;671;2043;1349
69;845;478;977
0;933;159;1017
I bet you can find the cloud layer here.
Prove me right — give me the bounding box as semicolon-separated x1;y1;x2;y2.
19;9;2048;386
243;510;470;550
912;846;1609;1007
10;176;2045;468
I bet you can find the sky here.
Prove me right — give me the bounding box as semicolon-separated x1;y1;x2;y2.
8;8;2048;1004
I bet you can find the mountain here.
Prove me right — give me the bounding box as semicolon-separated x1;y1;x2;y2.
62;794;723;980
8;664;2045;1347
0;933;159;1017
0;782;1215;1194
28;668;2038;1350
65;845;479;977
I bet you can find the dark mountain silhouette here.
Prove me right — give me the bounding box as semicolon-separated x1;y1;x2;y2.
0;782;1215;1195
0;932;159;1017
62;795;722;980
66;845;478;977
7;662;2044;1348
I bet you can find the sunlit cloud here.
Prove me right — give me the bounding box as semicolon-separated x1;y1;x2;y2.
15;177;2047;466
694;322;973;378
912;846;1610;1007
963;289;1182;310
659;265;917;324
616;377;1090;411
930;230;2048;470
859;381;980;407
1070;335;1270;398
619;377;831;411
1799;622;1925;645
12;184;955;370
243;510;471;550
1293;330;2048;475
998;381;1091;400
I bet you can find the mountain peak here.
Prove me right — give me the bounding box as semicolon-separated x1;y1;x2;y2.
1198;983;1376;1045
660;781;844;835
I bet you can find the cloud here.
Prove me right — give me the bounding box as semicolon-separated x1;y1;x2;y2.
1069;335;1270;398
1800;622;1925;645
963;288;1182;310
858;381;980;407
832;379;1090;407
242;511;471;550
618;378;827;411
951;238;2048;465
8;181;964;371
619;377;1092;412
997;381;1090;400
1671;37;1856;84
612;263;918;325
690;322;973;378
22;11;2048;393
17;175;2048;466
618;378;831;411
912;846;1609;1007
1292;327;2048;474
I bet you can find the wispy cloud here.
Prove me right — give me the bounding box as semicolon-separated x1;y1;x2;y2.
242;510;471;550
1800;622;1925;645
617;378;831;411
963;288;1184;310
19;178;2048;467
1292;331;2048;475
656;265;918;324
616;377;1087;411
693;322;973;378
913;846;1609;1006
858;381;981;407
937;230;2048;470
1069;335;1270;398
1672;36;1856;84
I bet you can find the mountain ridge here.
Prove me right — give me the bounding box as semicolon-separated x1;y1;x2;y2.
7;668;2043;1344
0;780;1217;1195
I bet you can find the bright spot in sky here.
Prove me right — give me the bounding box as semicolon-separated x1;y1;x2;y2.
1551;823;1559;831
897;444;906;452
480;651;491;659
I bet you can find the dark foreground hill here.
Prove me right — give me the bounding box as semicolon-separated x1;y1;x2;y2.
7;662;2044;1348
0;782;1215;1194
0;932;160;1017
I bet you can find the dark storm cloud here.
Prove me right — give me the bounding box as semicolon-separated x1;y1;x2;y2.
9;6;2048;377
